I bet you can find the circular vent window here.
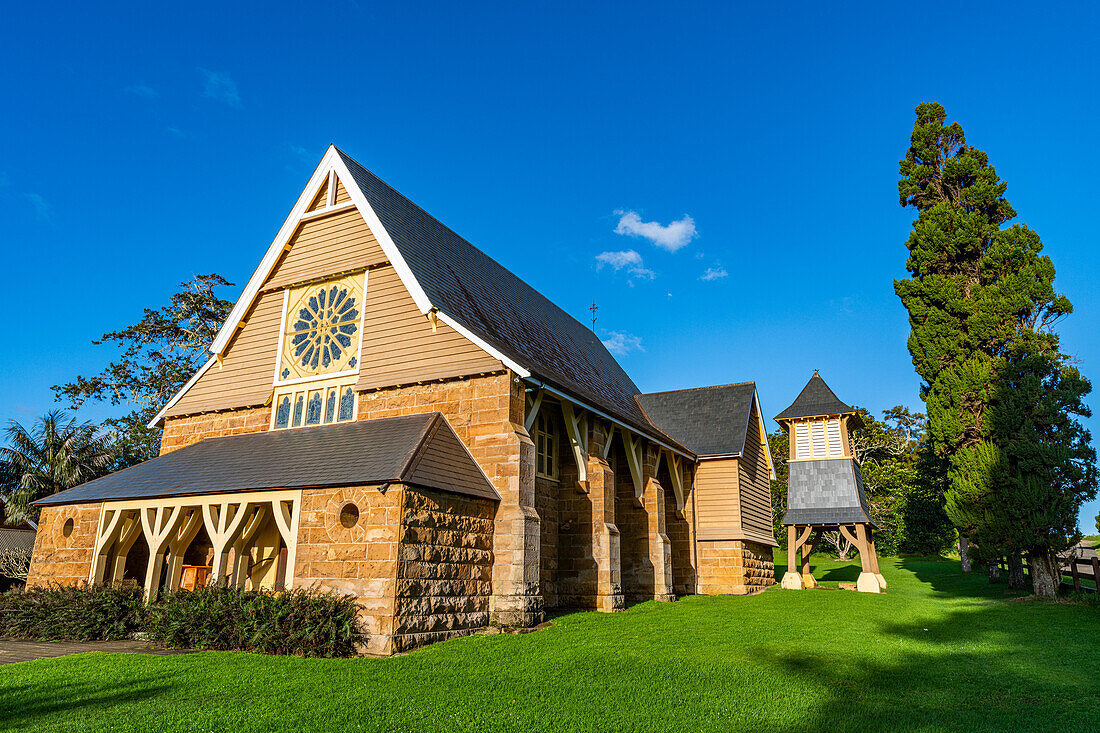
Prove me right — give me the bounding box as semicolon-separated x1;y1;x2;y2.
339;503;360;529
62;518;75;537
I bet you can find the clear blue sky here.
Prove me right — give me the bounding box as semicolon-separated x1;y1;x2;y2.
2;3;1097;530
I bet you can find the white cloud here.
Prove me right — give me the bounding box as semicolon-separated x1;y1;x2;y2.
614;210;697;252
595;249;656;280
125;83;158;99
288;144;315;160
602;331;644;356
700;266;728;281
24;193;50;220
199;69;242;108
165;126;191;138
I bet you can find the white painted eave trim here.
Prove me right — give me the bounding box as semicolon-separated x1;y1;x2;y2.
435;311;529;378
147;357;217;428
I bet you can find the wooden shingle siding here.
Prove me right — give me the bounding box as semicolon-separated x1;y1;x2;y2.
694;458;742;541
306;178;329;212
334;178;351;204
737;402;776;546
356;266;503;391
262;208;387;292
164;291;282;418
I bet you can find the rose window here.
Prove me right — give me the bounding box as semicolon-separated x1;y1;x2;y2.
279;274;365;381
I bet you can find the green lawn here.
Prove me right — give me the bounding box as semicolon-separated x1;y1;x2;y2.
3;552;1100;732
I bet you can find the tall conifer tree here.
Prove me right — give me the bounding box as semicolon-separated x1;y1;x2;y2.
895;103;1094;594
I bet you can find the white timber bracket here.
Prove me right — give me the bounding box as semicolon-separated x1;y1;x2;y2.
164;509;204;593
624;431;645;499
562;401;590;484
230;505;270;589
666;450;685;511
601;423;616;460
271;497;302;590
90;508;141;585
203;501;253;586
524;388;545;434
140;505;190;601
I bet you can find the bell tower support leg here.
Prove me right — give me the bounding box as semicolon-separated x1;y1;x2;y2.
854;523;882;593
781;525;806;589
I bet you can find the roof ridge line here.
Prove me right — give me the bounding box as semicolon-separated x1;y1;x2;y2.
637;381;756;397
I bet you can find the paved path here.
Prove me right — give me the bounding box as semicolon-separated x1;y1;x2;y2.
0;639;191;665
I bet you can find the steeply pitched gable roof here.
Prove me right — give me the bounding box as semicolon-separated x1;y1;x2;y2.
636;383;759;457
335;149;682;450
774;371;856;422
37;413;499;506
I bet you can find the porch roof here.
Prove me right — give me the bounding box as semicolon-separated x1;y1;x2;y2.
35;413;500;506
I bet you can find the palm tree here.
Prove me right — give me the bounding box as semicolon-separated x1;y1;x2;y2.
0;410;114;523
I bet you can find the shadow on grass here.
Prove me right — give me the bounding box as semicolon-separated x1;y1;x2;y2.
0;668;173;729
754;559;1100;731
767;600;1099;731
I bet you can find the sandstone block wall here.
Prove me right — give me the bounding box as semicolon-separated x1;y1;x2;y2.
294;485;402;655
696;539;775;595
393;487;495;652
159;406;272;455
26;503;102;587
357;372;542;628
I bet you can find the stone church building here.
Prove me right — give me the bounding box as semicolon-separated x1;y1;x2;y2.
28;147;777;654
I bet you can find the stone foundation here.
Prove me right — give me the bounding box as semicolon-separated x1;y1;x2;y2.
357;373;543;628
294;484;402;655
695;539;775;595
26;504;102;587
393;487;495;652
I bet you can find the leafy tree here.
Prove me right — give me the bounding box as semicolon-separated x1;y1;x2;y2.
896;102;1094;594
53;274;234;466
0;411;114;523
983;347;1096;594
768;429;789;545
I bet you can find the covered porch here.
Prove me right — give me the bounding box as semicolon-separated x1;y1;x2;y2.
89;490;301;600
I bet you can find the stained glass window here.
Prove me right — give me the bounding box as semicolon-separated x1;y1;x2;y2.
325;389;337;423
339;386;355;421
306;390;323;425
271;378;357;431
274;396;291;429
292;395;305;427
279;274;364;381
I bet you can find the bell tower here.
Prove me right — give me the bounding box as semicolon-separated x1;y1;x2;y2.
775;371;884;593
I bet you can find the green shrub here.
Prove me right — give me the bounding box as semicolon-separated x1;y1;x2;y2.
0;583;146;641
146;586;363;657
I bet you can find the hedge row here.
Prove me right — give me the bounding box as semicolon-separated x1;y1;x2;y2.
0;584;364;657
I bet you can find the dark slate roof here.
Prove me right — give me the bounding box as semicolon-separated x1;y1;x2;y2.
35;414;499;506
775;371;857;422
0;527;36;556
636;383;758;456
337;149;685;452
781;458;877;527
